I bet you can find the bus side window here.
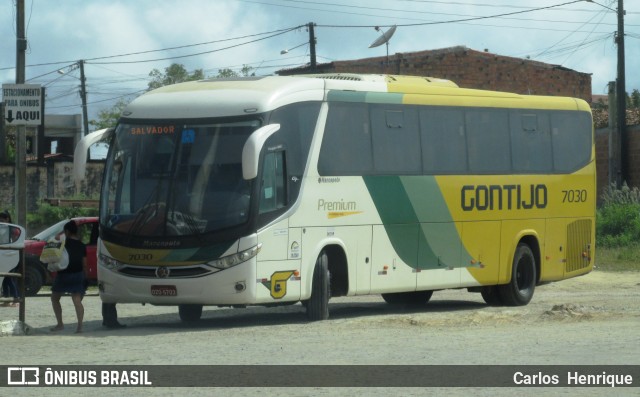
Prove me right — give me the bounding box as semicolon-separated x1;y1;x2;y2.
260;151;287;213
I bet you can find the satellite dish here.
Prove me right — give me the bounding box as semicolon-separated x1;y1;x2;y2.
369;25;396;48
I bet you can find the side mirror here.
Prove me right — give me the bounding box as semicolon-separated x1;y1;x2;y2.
241;124;281;180
0;224;25;247
73;127;115;182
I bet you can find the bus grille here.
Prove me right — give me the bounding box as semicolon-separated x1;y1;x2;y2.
118;265;216;279
565;219;592;273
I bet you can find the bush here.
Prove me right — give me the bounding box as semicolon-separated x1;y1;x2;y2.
26;201;98;236
596;183;640;248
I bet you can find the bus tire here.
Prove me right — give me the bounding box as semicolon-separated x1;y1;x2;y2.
179;304;203;322
306;251;330;321
480;286;503;306
382;290;433;305
499;243;536;306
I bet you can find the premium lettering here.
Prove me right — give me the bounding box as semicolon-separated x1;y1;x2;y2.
318;199;357;211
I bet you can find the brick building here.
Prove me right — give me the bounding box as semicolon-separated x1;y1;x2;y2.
596;125;640;198
278;46;592;102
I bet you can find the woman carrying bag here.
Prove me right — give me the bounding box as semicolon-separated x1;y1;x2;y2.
50;221;87;333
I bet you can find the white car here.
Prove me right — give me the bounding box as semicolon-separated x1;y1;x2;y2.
0;222;26;287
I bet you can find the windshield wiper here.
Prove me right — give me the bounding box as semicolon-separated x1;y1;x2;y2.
127;177;167;237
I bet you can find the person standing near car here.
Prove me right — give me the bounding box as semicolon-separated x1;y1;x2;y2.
0;210;20;307
50;221;87;333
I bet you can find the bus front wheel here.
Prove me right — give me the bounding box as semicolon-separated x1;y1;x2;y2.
179;304;203;322
306;251;330;321
499;243;536;306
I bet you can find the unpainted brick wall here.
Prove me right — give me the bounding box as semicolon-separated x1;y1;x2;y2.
327;47;592;102
595;125;640;199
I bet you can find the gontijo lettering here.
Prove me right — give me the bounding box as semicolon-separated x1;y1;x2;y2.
461;184;547;211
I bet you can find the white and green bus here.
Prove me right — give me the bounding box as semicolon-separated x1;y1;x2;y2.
74;74;595;322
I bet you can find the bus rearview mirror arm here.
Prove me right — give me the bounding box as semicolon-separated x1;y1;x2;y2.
73;127;115;182
242;124;281;180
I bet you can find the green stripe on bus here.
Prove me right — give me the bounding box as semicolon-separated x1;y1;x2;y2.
363;175;471;270
327;91;403;104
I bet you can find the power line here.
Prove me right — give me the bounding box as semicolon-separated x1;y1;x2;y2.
250;0;640;27
534;7;610;59
397;0;639;14
536;34;613;61
314;0;589;28
46;89;147;110
559;6;612;65
0;25;305;70
87;26;301;65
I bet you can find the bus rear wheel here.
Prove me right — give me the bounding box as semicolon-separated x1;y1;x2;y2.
382;290;433;305
179;304;203;322
499;243;536;306
306;251;330;321
480;286;503;306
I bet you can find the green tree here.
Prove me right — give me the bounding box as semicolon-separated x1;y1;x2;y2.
148;63;204;90
216;64;254;78
89;99;129;130
89;63;255;132
631;89;640;109
217;68;238;78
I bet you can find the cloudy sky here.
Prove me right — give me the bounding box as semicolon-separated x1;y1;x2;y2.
1;0;639;123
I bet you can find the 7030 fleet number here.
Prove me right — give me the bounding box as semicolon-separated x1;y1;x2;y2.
562;189;587;203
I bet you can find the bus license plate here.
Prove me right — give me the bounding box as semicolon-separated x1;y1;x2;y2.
151;285;177;296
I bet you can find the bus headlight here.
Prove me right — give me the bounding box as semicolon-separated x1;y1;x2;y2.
100;253;125;270
208;244;262;270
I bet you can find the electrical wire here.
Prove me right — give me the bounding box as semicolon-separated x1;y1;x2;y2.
535;7;609;59
560;7;612;65
0;25;306;70
87;27;301;65
315;0;588;28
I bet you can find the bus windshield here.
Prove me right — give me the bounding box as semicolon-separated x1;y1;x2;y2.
101;119;261;237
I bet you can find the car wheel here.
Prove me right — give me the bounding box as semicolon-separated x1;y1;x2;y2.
23;263;44;296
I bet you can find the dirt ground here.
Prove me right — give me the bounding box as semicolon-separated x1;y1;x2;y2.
2;268;639;396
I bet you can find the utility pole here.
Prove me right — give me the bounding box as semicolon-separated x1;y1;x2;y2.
15;0;27;324
308;22;317;72
16;0;27;227
615;0;627;187
37;86;46;165
608;81;620;188
78;60;89;136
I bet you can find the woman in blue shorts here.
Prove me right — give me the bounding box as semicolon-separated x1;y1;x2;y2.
50;220;87;333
